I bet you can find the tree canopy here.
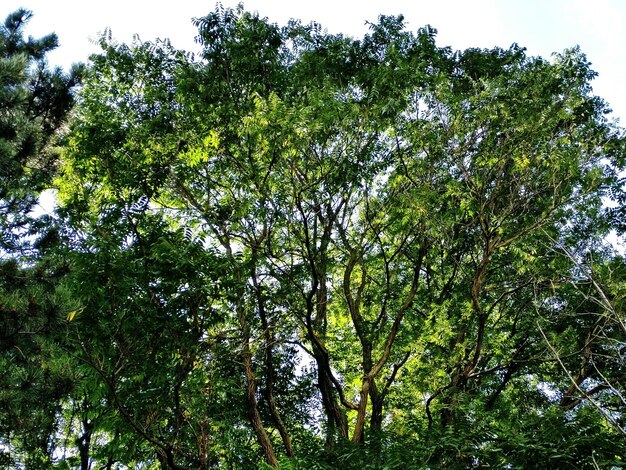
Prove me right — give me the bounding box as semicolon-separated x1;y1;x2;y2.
2;5;626;469
0;8;82;468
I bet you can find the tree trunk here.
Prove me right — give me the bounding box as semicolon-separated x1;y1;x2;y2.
370;395;384;433
352;377;371;443
314;349;349;446
77;417;93;470
239;305;279;467
252;263;294;457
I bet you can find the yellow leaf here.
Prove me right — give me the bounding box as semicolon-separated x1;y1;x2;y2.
66;307;83;321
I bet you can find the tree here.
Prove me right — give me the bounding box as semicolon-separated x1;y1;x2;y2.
47;5;626;468
0;8;81;247
0;8;82;468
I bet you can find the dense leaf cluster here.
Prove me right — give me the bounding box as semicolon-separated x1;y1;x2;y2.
0;9;81;469
2;5;626;469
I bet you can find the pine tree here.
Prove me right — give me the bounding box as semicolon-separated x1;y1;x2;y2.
0;8;81;248
0;9;81;467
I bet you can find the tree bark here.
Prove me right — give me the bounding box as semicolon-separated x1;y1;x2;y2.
352;376;372;443
313;347;349;445
369;385;384;433
238;303;279;467
77;417;93;470
251;261;294;457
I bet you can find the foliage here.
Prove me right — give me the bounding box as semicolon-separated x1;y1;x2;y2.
0;8;83;468
3;4;626;469
0;8;81;246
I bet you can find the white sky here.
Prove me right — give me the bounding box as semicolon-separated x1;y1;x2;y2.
3;0;626;123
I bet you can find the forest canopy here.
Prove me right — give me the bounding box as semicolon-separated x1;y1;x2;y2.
1;5;626;469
